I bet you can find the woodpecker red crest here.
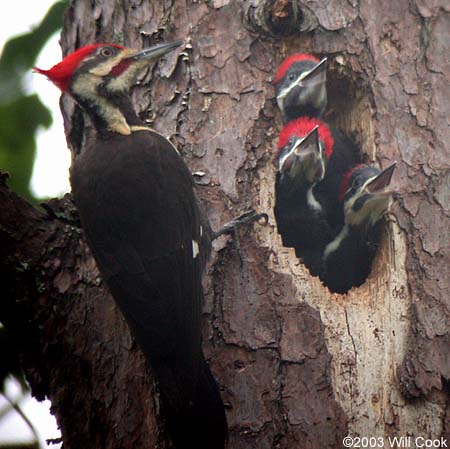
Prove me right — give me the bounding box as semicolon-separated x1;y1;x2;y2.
277;117;334;160
275;54;321;84
274;53;327;122
33;44;125;91
338;164;366;201
34;41;183;135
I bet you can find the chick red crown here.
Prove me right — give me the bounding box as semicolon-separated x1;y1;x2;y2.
277;117;334;160
338;164;366;201
33;43;125;92
274;54;321;84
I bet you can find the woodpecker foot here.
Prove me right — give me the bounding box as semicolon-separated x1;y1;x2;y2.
212;210;268;240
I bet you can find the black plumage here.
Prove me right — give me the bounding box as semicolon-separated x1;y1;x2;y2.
36;42;226;448
321;163;396;293
321;221;384;293
71;130;225;447
315;127;361;232
275;172;332;275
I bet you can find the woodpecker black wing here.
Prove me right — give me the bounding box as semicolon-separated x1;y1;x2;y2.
70;129;226;448
274;173;333;275
71;130;203;355
351;222;383;287
274;174;304;248
322;222;383;294
322;228;357;294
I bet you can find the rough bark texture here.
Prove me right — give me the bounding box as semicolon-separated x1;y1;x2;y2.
1;0;449;448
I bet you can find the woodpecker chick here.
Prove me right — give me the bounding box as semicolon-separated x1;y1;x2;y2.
274;117;334;274
274;54;327;122
314;127;361;231
322;162;397;293
35;42;227;449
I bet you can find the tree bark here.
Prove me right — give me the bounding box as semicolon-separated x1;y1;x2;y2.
1;0;449;448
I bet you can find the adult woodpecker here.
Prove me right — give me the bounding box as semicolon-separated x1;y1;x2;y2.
35;42;227;448
274;54;327;122
274;117;334;275
321;162;397;294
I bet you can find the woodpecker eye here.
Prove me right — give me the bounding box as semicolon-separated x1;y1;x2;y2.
288;137;295;146
100;47;114;57
288;73;295;81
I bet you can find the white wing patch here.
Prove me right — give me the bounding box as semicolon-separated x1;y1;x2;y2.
192;240;200;258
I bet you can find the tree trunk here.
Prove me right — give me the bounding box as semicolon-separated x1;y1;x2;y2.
1;1;449;448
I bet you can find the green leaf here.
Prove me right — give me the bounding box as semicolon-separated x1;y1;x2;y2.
0;94;52;201
0;1;68;202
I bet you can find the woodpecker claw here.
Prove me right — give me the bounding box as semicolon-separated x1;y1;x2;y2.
212;210;269;240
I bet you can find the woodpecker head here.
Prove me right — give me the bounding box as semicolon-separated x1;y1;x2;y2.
274;54;327;121
34;41;182;134
276;117;334;186
339;162;397;227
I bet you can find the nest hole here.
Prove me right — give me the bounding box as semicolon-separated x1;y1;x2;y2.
274;60;391;294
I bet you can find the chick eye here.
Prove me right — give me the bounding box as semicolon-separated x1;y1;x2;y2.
288;137;295;146
288;73;295;81
101;47;113;57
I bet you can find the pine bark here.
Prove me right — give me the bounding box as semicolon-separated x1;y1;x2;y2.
1;1;449;448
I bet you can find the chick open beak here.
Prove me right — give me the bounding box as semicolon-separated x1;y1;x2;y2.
366;162;397;196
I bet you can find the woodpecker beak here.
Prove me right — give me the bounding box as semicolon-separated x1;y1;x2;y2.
295;126;325;183
100;40;183;94
365;162;397;196
279;126;324;183
292;125;320;157
128;40;183;61
301;58;327;84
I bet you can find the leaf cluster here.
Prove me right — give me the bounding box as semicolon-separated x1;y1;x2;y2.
0;1;67;201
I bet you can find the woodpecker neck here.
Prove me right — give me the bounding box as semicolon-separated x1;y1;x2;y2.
323;216;376;262
282;104;325;122
278;171;311;199
69;69;144;136
277;174;323;217
323;224;351;261
306;184;322;212
74;90;143;136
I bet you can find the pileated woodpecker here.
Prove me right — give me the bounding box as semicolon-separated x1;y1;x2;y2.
274;117;361;274
35;42;227;448
274;54;327;122
321;162;397;294
274;117;334;274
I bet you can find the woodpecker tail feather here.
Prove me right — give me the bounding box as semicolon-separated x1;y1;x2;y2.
154;354;228;449
106;270;227;448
